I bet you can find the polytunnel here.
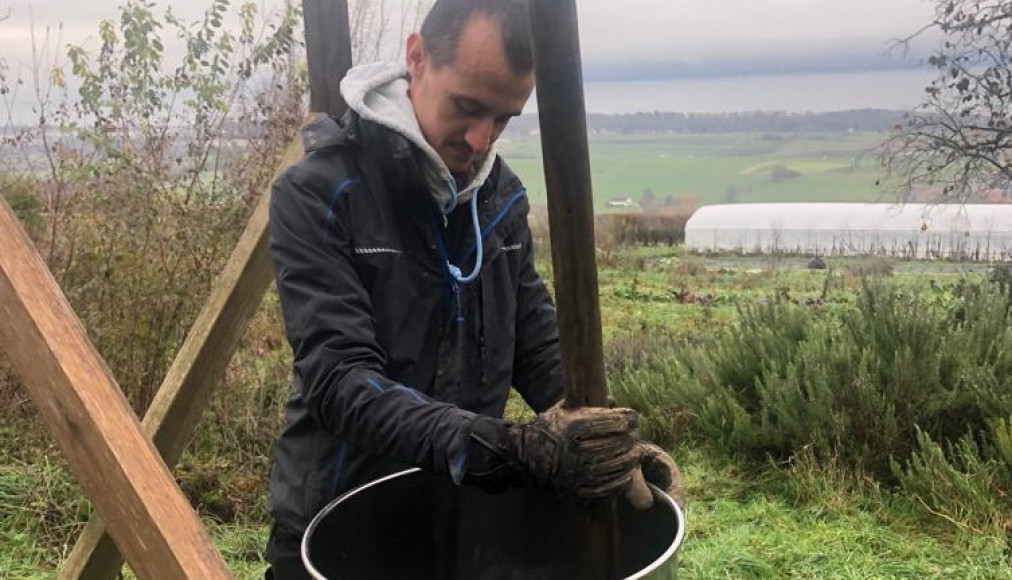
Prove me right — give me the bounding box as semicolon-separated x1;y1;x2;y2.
683;203;1012;261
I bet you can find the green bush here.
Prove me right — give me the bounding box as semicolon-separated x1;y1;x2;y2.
1;177;44;239
892;424;1010;534
6;0;306;413
612;279;1012;531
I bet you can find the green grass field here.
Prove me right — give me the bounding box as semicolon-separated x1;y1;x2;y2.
498;132;894;210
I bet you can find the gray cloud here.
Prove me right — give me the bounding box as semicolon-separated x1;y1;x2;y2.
1;0;938;100
575;0;934;62
4;0;937;64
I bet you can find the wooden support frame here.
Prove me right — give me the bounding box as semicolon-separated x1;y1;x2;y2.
55;1;352;578
57;134;309;580
0;197;234;580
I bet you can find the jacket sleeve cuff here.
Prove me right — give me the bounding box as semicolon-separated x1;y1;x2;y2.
452;416;519;492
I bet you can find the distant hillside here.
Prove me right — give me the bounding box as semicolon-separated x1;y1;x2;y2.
498;131;892;210
582;55;929;83
504;109;904;137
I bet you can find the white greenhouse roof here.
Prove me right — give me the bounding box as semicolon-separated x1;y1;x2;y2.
684;203;1012;260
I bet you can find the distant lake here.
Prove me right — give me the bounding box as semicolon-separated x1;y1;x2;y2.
528;68;935;115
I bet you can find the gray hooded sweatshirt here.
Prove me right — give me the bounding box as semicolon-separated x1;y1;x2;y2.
340;61;498;213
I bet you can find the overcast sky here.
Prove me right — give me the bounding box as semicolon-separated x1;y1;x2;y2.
578;0;936;62
2;0;937;71
1;0;941;118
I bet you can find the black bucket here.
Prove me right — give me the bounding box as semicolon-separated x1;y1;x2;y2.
302;468;685;580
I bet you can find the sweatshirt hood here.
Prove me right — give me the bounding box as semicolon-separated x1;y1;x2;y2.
340;61;497;213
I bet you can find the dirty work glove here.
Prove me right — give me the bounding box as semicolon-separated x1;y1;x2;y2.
624;442;686;510
465;402;640;501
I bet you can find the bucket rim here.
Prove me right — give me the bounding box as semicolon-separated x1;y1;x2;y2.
301;467;687;580
623;477;686;580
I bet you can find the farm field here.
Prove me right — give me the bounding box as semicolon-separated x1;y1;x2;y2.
498;132;894;209
3;247;1010;579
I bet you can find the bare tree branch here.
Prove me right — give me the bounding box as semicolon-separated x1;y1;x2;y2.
880;0;1012;202
348;0;433;64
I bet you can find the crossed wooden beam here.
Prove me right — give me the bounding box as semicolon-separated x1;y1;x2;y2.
0;3;349;578
0;104;307;580
0;0;598;578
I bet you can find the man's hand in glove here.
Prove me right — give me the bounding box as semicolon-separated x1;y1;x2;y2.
465;402;640;501
623;442;685;510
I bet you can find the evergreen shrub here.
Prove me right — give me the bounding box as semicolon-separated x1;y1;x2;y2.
611;279;1012;529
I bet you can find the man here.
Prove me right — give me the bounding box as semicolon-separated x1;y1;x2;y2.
265;0;683;577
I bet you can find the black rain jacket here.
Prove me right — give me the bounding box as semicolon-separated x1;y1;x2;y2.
266;112;564;534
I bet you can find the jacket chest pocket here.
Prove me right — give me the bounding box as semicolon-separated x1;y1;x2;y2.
352;249;442;357
351;246;405;295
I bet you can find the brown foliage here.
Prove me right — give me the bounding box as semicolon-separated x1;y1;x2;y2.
596;212;692;248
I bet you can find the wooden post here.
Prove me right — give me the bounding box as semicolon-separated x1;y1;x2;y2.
529;0;608;409
58;134;310;580
0;198;234;580
303;0;353;114
529;1;616;578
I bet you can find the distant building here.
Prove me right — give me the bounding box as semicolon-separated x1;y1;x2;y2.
606;197;637;209
684;203;1012;261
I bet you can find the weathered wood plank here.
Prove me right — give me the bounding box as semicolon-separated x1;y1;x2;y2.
303;0;353;114
529;1;616;578
0;197;234;580
58;131;312;580
529;0;608;408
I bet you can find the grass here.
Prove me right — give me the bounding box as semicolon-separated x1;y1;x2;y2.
675;448;1010;579
4;442;1008;579
2;249;1011;578
592;247;979;344
499;132;892;209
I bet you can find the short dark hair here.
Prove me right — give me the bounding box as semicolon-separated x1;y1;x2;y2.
420;0;534;75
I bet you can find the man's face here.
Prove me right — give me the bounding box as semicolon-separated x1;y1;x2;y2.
406;16;535;182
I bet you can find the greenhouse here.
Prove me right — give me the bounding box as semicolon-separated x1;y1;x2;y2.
684;203;1012;261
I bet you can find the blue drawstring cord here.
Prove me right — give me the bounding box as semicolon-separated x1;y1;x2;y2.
446;193;483;284
433;184;526;324
461;187;527;266
439;176;482;284
440;185;527;286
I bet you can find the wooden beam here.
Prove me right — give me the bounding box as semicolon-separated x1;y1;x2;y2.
529;0;607;407
58;131;312;580
0;198;234;580
303;0;353;114
529;2;617;578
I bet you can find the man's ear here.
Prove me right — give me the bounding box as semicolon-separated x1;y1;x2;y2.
405;32;427;78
